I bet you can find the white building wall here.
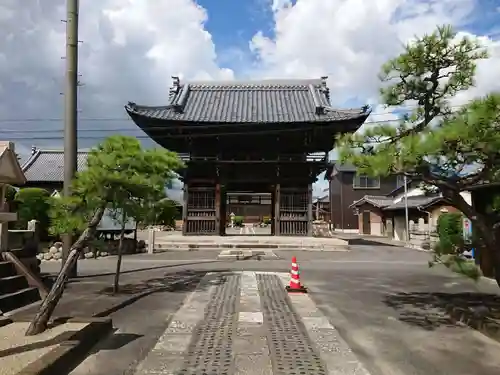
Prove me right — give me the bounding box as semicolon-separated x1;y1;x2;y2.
393;187;425;203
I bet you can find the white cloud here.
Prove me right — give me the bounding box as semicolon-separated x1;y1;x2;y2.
0;0;498;195
250;0;499;109
0;0;233;126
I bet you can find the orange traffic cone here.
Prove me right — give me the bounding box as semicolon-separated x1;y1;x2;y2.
285;256;307;293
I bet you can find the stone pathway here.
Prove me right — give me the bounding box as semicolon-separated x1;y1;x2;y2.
134;271;369;375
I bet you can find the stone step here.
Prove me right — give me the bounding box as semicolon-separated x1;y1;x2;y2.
0;275;29;295
153;242;349;251
0;287;41;314
217;249;279;260
0;261;16;279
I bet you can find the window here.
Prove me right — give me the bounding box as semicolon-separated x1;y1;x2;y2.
353;174;380;189
396;175;406;188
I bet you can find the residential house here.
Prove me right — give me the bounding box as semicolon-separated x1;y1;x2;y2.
325;162;404;232
20;147;184;231
313;188;330;221
350;180;470;247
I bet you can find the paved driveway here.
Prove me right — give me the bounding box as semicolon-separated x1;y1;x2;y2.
38;244;500;375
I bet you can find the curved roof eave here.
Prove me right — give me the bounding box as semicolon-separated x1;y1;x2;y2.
125;103;371;125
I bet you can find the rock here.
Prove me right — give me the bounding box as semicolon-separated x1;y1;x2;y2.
43;253;52;260
53;242;63;249
49;246;59;254
84;252;94;259
53;252;62;260
36;253;43;260
99;251;109;257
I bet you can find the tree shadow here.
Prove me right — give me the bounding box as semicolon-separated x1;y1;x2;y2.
92;269;230;318
96;269;224;296
347;238;397;246
383;291;500;331
40;260;222;288
0;330;74;358
75;260;220;279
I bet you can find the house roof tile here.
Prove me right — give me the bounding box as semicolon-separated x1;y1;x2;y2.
350;195;394;208
21;149;183;205
383;196;443;210
125;78;371;124
21;149;89;183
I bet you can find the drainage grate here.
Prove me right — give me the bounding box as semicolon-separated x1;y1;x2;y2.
176;273;240;375
257;274;327;375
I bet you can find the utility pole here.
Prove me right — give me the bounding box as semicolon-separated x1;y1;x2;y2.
62;0;79;277
404;175;409;243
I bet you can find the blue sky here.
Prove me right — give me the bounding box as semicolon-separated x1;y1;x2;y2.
196;0;275;74
3;0;500;196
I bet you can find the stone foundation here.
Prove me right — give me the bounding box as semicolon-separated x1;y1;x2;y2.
37;238;146;261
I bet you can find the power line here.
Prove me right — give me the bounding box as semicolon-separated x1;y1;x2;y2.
0;103;471;135
0;101;472;126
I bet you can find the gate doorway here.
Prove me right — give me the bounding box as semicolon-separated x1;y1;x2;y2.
225;191;272;236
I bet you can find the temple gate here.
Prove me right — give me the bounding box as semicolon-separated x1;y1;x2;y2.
126;78;370;236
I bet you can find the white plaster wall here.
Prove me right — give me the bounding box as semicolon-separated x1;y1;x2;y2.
460;191;471;205
370;222;382;236
393;216;406;241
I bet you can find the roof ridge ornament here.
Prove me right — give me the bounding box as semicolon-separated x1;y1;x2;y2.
168;76;189;113
320;76;330;103
169;76;181;102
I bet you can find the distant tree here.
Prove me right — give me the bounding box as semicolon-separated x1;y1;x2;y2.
142;198;178;228
5;185;17;203
336;25;500;285
25;135;183;335
14;188;51;230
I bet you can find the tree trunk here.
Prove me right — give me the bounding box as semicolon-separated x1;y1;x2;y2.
447;191;500;286
25;206;106;336
113;211;127;294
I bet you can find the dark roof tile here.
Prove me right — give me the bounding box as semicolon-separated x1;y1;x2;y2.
21;149;183;205
383;196;443;210
125;78;370;124
350;195;394;208
21;150;89;182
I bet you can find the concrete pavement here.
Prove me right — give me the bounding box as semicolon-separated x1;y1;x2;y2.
38;244;500;375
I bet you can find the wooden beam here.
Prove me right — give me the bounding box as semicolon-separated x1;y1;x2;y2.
182;184;188;235
274;183;280;236
215;183;221;236
307;183;313;236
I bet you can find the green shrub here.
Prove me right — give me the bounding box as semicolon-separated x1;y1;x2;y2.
14;188;51;231
435;212;463;255
233;216;244;227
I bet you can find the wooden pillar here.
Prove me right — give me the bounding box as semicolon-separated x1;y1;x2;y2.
307;183;313;236
182;183;188;236
271;187;275;236
215;183;221;236
274;183;281;236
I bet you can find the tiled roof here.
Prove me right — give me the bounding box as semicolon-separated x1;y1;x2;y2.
21;148;184;205
350;195;394;208
386;178;421;197
315;194;330;204
324;161;357;180
21;149;89;183
125;78;371;124
333;162;357;172
350;194;444;210
383;196;443;210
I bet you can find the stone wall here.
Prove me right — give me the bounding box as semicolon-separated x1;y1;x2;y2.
37;238;146;261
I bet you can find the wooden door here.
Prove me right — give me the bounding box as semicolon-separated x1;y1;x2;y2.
362;211;371;234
